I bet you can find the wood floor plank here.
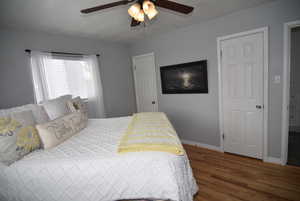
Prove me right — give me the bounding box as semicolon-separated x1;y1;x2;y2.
183;144;300;201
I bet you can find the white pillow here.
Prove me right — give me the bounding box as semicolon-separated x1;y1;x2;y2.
41;95;72;120
36;111;87;149
0;104;49;124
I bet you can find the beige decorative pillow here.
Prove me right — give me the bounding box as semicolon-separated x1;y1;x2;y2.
36;111;87;149
0;110;41;165
67;96;88;122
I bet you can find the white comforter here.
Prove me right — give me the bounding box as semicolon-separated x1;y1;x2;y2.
0;117;198;201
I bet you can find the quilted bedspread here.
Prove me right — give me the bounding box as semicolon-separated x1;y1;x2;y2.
0;117;198;201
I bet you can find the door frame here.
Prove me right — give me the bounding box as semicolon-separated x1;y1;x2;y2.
217;27;269;161
132;52;158;112
281;20;300;165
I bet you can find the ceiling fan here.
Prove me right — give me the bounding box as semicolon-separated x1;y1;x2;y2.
81;0;194;27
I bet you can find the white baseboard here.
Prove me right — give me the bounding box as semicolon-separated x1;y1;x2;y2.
181;139;223;152
264;157;282;165
181;139;284;165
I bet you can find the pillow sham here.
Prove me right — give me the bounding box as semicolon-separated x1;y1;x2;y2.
0;104;50;124
0;110;40;165
32;105;50;124
41;95;72;120
36;111;87;149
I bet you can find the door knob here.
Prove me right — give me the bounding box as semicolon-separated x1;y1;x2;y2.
256;105;262;109
152;101;156;104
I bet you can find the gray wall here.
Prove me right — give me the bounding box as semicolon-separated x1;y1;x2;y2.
130;0;300;158
0;29;136;117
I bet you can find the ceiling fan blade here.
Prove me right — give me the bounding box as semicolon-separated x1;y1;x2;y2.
81;0;134;14
155;0;194;14
131;18;141;27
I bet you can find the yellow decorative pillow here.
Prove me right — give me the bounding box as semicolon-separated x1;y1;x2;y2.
0;117;21;135
0;110;40;165
16;126;40;153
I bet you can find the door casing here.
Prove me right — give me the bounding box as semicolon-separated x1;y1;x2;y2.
281;20;300;165
217;27;269;162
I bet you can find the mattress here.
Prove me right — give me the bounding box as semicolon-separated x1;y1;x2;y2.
0;116;198;201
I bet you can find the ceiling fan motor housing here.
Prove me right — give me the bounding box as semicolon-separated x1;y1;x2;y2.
136;0;156;5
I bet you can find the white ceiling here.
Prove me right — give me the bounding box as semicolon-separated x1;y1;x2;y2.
0;0;275;44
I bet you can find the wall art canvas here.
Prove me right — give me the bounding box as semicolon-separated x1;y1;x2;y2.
160;60;208;94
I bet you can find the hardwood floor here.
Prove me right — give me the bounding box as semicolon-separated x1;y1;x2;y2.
183;144;300;201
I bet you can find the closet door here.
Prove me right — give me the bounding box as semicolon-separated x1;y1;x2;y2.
221;32;264;159
132;53;158;112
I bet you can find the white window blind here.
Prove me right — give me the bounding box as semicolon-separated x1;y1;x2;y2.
43;59;91;99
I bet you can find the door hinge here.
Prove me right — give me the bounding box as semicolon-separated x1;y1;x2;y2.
222;133;225;140
134;66;136;70
220;50;223;58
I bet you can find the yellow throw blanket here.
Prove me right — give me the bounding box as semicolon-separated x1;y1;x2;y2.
118;112;184;155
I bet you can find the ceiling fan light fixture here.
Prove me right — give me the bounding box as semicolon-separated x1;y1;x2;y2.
81;0;194;27
128;3;141;19
135;9;145;22
143;0;155;15
146;7;158;20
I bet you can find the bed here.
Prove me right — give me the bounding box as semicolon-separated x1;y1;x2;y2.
0;116;198;201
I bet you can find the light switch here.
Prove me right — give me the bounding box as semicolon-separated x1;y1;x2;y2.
273;75;281;84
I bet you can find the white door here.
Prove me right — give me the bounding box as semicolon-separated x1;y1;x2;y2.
132;53;158;112
221;32;265;159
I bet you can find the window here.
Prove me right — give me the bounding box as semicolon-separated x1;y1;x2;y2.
30;51;105;118
42;58;91;99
